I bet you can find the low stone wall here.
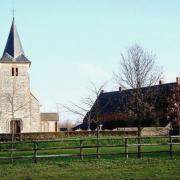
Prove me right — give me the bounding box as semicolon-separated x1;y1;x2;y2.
110;127;169;136
64;130;137;137
0;132;65;142
142;127;169;136
0;128;168;142
0;131;138;141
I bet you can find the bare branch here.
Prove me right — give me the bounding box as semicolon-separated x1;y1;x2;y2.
115;44;163;89
113;44;164;136
62;82;106;130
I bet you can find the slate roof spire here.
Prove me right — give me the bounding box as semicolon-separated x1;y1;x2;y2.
0;18;30;63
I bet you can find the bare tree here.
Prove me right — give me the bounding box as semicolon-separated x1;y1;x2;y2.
114;45;163;89
5;93;30;120
63;82;107;159
4;90;30;163
114;44;163;157
63;82;106;134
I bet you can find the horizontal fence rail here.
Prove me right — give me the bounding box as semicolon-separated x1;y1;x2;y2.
0;136;179;163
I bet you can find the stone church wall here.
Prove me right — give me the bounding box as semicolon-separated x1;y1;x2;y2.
30;93;41;132
0;63;41;133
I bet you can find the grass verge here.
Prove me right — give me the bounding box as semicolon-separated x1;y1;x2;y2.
0;158;180;180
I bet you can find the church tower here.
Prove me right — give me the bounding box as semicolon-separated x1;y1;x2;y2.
0;18;41;133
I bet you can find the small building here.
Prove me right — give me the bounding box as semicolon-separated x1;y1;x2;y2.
41;113;59;132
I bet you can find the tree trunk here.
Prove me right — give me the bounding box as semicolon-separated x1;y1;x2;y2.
137;125;141;158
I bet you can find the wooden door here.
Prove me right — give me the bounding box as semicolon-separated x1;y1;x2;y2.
10;120;21;134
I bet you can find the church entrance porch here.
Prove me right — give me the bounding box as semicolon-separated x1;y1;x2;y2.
10;119;22;134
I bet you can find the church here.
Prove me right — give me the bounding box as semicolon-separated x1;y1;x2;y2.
0;18;59;133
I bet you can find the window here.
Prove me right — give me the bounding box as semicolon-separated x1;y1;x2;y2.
12;68;14;76
11;67;18;76
16;68;18;76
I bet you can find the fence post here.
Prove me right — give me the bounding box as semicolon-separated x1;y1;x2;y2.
96;136;100;159
169;136;173;158
137;136;141;159
125;138;128;159
20;133;22;142
80;140;83;160
10;141;14;163
33;142;38;163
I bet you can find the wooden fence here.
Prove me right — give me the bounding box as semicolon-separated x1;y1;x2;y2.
0;136;179;163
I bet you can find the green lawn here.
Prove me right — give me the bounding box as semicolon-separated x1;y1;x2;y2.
0;158;180;179
0;136;180;179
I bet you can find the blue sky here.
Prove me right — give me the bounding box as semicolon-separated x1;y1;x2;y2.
0;0;180;122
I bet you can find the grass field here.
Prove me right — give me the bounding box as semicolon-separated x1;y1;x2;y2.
0;158;180;179
0;136;180;179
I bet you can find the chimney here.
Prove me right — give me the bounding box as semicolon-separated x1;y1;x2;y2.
176;77;180;85
119;87;122;92
101;90;104;93
159;79;165;85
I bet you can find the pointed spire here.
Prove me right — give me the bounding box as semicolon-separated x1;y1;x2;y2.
0;18;30;63
3;18;24;58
